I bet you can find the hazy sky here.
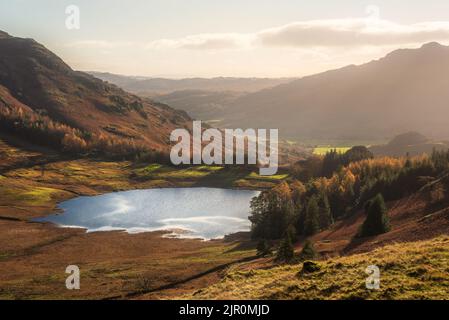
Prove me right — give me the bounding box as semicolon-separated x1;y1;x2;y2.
2;0;449;78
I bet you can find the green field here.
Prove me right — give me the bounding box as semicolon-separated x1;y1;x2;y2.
132;163;287;189
313;146;351;155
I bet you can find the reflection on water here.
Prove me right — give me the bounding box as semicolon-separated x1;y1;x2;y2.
35;188;260;240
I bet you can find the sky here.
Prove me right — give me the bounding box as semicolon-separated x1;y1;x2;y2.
2;0;449;78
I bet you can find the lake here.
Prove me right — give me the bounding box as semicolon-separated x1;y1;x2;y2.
35;188;260;240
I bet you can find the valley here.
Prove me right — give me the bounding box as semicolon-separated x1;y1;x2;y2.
0;29;448;301
121;43;449;144
2;134;447;300
0;136;275;299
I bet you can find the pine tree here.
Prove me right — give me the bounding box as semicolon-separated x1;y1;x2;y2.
304;197;320;236
256;239;272;257
283;223;296;243
299;239;317;261
318;193;333;229
359;194;391;237
322;149;342;178
276;234;294;262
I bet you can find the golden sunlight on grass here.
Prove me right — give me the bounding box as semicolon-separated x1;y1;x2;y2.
181;236;449;300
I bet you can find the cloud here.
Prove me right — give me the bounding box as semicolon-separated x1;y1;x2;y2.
257;19;449;48
66;17;449;52
66;40;137;49
146;33;254;50
146;18;449;51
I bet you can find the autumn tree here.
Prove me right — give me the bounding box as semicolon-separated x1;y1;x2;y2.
249;182;295;239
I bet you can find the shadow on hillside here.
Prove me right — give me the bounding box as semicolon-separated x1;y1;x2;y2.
222;231;257;253
0;133;80;173
191;167;253;188
342;236;373;254
224;241;257;253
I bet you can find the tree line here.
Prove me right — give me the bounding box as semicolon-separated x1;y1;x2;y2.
249;146;449;261
0;103;169;162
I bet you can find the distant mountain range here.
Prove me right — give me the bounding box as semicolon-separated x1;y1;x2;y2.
219;42;449;142
100;42;449;144
89;72;294;95
0;31;190;153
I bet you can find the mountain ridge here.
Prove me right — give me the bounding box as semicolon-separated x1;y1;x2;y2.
220;42;449;141
0;31;191;156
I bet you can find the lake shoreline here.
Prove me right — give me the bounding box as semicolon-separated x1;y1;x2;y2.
0;153;266;299
29;181;263;241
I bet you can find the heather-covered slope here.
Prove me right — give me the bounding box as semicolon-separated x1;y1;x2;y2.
0;31;191;155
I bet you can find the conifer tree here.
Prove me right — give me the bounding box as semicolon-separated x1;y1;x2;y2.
318;193;333;229
299;239;317;261
257;239;272;257
276;234;294;262
304;197;320;236
359;194;391;237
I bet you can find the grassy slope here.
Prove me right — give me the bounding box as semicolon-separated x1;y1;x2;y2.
181;236;449;300
0;137;274;299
